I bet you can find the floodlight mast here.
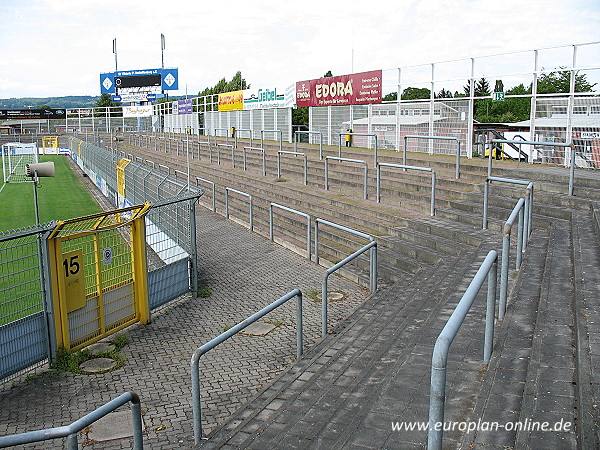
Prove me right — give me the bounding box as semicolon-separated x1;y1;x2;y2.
113;38;118;72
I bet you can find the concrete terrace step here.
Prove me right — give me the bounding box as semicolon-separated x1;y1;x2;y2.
194;239;496;448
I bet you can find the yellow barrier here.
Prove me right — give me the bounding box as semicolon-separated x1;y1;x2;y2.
47;203;150;351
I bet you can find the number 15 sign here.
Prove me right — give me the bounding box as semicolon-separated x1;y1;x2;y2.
61;249;86;312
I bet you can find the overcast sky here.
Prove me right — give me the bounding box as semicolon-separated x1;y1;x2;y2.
1;0;599;99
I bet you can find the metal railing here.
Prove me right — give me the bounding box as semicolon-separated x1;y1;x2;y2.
243;146;266;176
234;128;253;149
324;156;368;200
213;128;229;145
428;250;498;450
196;176;216;212
269;203;311;260
294;130;323;159
483;176;533;239
321;241;377;337
339;132;378;166
190;289;303;442
403;135;461;179
0;392;143;449
376;162;436;216
489;139;575;195
216;143;234;165
225;187;253;231
260;129;283;154
499;198;526;321
277;150;307;185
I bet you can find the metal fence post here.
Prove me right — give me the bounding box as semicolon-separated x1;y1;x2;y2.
483;179;489;230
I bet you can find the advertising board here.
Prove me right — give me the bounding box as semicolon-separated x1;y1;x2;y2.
218;91;244;111
296;70;382;107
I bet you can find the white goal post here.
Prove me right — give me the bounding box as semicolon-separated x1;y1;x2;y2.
2;142;39;183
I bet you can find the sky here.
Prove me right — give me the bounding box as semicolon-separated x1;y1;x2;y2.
0;0;599;99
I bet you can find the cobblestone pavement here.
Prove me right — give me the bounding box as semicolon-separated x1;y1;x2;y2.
0;205;370;449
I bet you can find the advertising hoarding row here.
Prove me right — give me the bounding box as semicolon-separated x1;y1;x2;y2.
215;71;382;111
295;70;382;107
0;109;66;120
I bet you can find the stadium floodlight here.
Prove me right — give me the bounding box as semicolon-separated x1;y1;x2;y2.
25;161;55;226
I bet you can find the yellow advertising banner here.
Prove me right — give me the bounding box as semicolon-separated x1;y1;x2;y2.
218;90;244;111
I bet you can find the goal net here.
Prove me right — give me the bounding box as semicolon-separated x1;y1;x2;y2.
2;143;39;183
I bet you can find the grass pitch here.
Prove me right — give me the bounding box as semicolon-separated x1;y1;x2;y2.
0;155;102;232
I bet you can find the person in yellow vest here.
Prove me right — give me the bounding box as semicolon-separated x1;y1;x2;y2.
345;129;352;147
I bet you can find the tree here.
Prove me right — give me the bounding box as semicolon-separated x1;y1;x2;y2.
435;89;453;99
323;70;333;78
536;68;596;94
401;87;431;100
196;71;251;111
382;92;397;102
95;93;119;108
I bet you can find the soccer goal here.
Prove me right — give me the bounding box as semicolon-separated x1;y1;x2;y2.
2;142;39;183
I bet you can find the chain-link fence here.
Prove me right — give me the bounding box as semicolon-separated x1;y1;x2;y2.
0;223;54;383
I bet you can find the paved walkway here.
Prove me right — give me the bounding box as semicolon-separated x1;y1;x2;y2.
0;205;369;449
194;211;599;448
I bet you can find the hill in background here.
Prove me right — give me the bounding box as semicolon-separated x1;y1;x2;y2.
0;96;97;109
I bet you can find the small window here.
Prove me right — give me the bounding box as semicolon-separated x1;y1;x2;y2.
573;106;587;115
591;106;600;115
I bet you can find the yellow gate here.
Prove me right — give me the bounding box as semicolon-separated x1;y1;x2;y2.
48;203;151;351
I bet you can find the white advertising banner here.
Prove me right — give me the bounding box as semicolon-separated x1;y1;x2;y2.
243;84;295;110
123;105;153;117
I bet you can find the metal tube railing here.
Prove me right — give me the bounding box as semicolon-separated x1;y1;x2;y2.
269;203;311;260
428;250;498;450
213;127;229;145
376;162;436;216
482;176;533;242
196;177;216;212
403;135;461;179
191;289;303;442
294;130;323;159
277;151;308;185
217;143;235;168
0;392;143;449
499;197;526;321
489;139;575;195
322;241;377;337
324;156;368;200
338;132;378;166
225;187;253;231
234;128;253;149
243;146;266;176
314;217;376;296
260;129;283;154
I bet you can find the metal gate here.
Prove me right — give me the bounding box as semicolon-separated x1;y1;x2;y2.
47;203;150;351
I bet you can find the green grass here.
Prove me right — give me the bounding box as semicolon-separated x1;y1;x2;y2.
1;155;105;326
0;155;102;232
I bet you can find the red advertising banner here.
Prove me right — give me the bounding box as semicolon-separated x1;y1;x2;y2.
296;70;382;107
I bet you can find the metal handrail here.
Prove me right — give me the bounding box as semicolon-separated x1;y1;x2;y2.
217;143;235;168
428;250;498;450
213;127;229;145
376;162;436;216
499;197;526;321
269;203;311;260
403;135;461;179
489;139;575;195
234;128;253;149
196;177;216;212
260;129;283;154
191;289;303;442
314;217;376;292
324;156;368;200
321;241;377;337
0;392;143;449
243;146;266;176
338;132;378;166
277;151;307;185
225;187;253;231
483;176;533;242
294;130;323;159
